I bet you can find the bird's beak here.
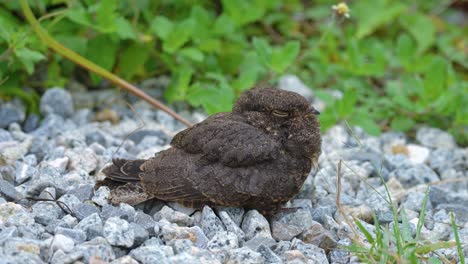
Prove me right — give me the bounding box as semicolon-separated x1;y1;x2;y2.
312;109;320;115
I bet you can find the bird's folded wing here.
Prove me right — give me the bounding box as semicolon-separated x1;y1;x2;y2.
171;117;279;167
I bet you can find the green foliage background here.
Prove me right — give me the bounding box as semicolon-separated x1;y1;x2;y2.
0;0;466;144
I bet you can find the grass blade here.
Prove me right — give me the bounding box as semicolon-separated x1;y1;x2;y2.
451;212;466;264
416;241;456;254
355;219;375;244
415;186;430;241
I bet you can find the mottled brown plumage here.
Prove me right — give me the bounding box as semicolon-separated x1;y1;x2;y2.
97;87;321;211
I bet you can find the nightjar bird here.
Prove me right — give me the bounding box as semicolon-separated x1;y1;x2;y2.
96;87;321;211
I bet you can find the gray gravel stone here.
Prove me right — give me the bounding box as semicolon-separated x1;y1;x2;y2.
101;203;135;222
244;236;277;252
154;205;193;226
40;87;74;118
0;128;13;142
257;244;282;264
167;239;193;254
219;211;245;241
226;247;263;264
74;212;103;240
65;147;98;173
73;203;100;221
0;106;24;129
85;131;107;146
167;201;197;216
0;179;22;201
0;202;34;226
134;211;157;235
291;238;328;263
428;149;467;174
402;191;432;212
130;245;174;264
216;207;245;227
66;184;94;202
1;252;45;264
130;222;149;247
54;226;86;243
103;217;135;247
3;237;43;256
160;220;209;248
50;234;75;253
241;210;272;240
416;127;456;149
0;226;18;244
57;194;80;211
32;201;63;226
201;206;225;239
388;164;439;187
92;186;110;206
23;114;40;133
299;221;337;250
75;236;115;262
271;221;303;241
111;256;140;264
207;231;239;253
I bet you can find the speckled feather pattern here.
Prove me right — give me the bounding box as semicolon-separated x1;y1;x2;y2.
99;87;321;210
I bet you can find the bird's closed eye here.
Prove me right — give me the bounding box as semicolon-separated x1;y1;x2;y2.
272;110;289;117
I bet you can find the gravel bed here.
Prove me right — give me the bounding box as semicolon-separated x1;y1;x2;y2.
0;77;467;263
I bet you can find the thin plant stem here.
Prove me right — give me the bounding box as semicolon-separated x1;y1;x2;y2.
19;0;193;127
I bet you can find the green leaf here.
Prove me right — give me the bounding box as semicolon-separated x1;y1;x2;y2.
116;17;137;40
437;30;468;69
118;43;151;80
253;38;272;68
428;257;443;264
396;33;415;68
213;14;236;35
336;91;357;118
271;41;300;73
354;0;406;38
164;65;193;103
95;0;118;33
179;47;204;62
400;12;435;55
151;16;174;40
222;0;266;26
55;35;87;56
65;7;92;27
350;114;381;136
390;116;415;132
14;48;45;74
163;18;195;53
423;56;448;100
86;35;118;84
232;70;257;92
188;78;235;114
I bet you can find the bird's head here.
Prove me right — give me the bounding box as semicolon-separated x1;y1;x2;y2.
233;87;320;129
233;87;321;158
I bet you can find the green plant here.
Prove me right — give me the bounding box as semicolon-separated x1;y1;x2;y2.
337;126;463;263
346;187;458;263
0;1;466;145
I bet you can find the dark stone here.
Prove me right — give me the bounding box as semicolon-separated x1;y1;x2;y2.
0;107;23;129
85;131;107;147
0;179;22;201
23;114;39;133
128;129;168;145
